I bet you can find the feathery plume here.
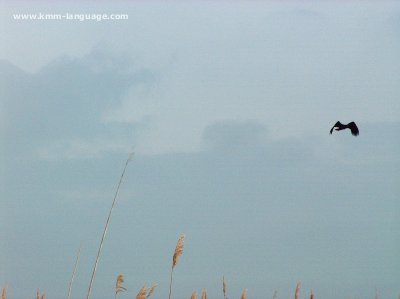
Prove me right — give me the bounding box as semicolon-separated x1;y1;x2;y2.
191;292;197;299
37;289;45;299
294;282;301;299
136;284;149;299
201;289;207;299
147;283;158;298
115;274;127;298
241;289;247;299
172;234;185;268
1;287;7;299
168;234;185;299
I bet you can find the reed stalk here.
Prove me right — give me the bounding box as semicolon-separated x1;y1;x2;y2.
86;152;134;299
67;245;81;299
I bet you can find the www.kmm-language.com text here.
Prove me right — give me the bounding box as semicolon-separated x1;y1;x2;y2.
12;13;129;22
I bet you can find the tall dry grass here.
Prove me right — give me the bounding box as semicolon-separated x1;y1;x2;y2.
310;289;314;299
201;289;207;299
67;245;81;299
191;291;197;299
168;234;185;299
86;152;134;299
241;289;247;299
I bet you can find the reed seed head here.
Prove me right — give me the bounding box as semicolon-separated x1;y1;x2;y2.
241;289;247;299
1;287;7;299
172;234;185;268
37;289;45;299
115;274;127;294
191;292;197;299
147;283;158;298
295;282;301;299
136;284;149;299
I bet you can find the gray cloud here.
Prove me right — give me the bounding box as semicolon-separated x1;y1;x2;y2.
203;121;269;152
0;49;156;158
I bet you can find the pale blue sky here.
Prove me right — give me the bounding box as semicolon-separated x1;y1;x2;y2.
1;1;399;299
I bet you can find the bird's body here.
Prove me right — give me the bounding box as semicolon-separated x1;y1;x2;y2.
330;121;359;136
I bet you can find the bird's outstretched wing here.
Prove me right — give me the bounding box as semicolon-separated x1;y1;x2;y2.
329;121;341;134
348;121;359;136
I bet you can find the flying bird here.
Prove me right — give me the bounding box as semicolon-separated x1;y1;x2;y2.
330;121;359;136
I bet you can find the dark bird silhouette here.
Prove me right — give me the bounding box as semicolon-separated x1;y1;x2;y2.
330;121;359;136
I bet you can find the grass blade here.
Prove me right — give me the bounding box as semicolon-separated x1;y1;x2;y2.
86;152;134;299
